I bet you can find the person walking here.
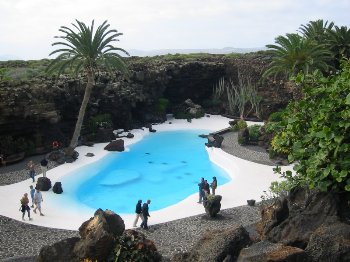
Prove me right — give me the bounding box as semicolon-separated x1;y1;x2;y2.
133;200;143;227
20;193;32;221
197;177;205;203
33;189;44;216
27;160;36;182
210;177;218;195
29;185;35;208
40;158;48;177
140;200;151;229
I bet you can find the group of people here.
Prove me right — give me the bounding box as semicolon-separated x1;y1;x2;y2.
27;158;49;183
133;199;151;229
20;185;44;220
198;176;217;204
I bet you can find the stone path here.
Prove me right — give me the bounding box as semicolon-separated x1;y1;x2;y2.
0;131;271;260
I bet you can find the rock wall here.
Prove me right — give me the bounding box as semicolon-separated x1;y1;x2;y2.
0;54;292;154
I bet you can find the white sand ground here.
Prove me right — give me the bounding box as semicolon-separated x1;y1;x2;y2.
0;115;292;230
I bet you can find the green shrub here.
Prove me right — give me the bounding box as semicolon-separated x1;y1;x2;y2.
272;60;350;192
155;98;169;113
88;114;113;134
268;111;285;122
248;124;261;141
232;119;247;131
238;137;246;145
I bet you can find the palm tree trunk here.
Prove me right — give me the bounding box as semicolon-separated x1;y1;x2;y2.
68;70;95;151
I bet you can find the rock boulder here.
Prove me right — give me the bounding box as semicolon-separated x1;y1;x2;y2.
104;139;125;152
36;177;52;191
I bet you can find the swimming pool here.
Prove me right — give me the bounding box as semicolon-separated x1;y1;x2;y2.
60;130;231;214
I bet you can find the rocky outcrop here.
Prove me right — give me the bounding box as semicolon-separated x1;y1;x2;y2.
171;225;251;262
104;139;125;152
238;241;308;262
73;209;125;261
205;134;224;148
257;187;350;261
0;54;291;158
204;194;222;217
52;182;63;194
37;209;161;262
35;177;51;191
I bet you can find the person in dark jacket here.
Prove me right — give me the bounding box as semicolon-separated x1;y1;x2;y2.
140;199;151;229
197;177;205;203
133;200;143;227
204;180;210;195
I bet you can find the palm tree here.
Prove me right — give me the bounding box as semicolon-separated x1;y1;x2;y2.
263;33;331;79
47;20;129;154
327;26;350;69
298;19;334;43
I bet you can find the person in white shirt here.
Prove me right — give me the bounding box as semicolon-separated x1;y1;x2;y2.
33;189;44;216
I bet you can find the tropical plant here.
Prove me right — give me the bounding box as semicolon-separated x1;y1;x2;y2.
248;124;261;142
298;19;334;43
327;26;350;68
271;59;350;192
263;33;332;79
47;20;129;154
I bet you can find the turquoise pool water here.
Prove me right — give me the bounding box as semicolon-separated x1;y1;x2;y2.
61;130;230;214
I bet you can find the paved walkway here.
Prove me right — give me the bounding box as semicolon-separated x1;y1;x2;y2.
0;131;271;260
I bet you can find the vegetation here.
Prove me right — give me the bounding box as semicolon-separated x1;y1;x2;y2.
0;135;35;156
264;19;350;79
47;20;128;153
263;33;331;79
247;124;261;142
155;98;169;113
231;119;247;132
213;74;262;119
88;113;113;134
271;60;350;192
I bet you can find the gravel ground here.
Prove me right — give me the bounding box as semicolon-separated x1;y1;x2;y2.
0;131;270;260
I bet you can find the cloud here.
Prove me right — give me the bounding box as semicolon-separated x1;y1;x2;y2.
0;0;349;60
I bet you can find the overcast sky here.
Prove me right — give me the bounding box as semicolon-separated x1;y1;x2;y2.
0;0;349;60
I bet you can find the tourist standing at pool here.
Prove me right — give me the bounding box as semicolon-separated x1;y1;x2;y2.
140;200;151;229
27;160;35;182
133;200;143;227
198;177;205;203
33;189;44;216
211;177;217;195
40;158;48;177
20;193;32;221
204;180;210;195
29;185;35;207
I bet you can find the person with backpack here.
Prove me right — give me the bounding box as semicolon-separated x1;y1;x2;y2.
20;193;32;221
210;177;218;195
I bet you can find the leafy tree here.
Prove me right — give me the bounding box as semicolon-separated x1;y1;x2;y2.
272;59;350;192
263;33;331;79
47;20;129;153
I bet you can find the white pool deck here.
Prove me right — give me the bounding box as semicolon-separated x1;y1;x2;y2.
0;115;292;230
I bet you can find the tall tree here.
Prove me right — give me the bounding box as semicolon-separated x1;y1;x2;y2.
327;26;350;69
263;33;331;79
47;20;129;154
298;19;334;43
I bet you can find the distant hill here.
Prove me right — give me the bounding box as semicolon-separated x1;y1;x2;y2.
128;47;265;57
0;54;22;61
